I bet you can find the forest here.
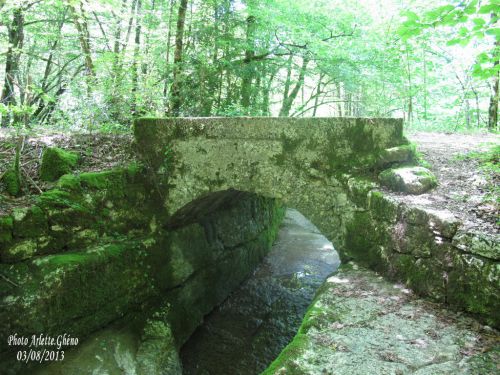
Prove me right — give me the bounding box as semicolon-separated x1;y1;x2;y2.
0;0;498;132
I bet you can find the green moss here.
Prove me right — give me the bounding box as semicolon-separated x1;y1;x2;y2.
377;144;415;169
379;166;437;194
347;177;376;208
79;169;128;200
344;211;384;268
408;142;432;168
37;189;87;211
12;206;47;238
0;216;13;244
368;191;399;223
447;254;499;327
392;255;445;302
57;174;82;191
261;334;310;375
126;162;143;181
1;239;37;262
40;147;79;182
466;346;500;375
1;169;21;196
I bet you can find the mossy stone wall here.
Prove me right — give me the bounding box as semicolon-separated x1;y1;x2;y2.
343;179;499;328
0;165;285;373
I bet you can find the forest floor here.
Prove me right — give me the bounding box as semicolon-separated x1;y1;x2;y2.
405;131;499;235
0;131;135;215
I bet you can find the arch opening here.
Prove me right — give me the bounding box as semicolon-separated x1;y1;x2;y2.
177;200;340;375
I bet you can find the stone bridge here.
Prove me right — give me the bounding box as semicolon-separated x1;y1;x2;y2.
0;117;497;374
134;117;405;250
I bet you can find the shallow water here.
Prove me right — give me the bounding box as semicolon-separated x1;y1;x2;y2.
180;208;340;375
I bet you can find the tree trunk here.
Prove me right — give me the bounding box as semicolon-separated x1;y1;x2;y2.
261;68;277;116
405;48;413;125
163;0;176;103
422;47;427;120
131;0;142;115
32;10;67;121
488;74;499;131
312;73;324;117
336;83;342;116
168;0;188;116
240;15;256;109
488;39;499;130
111;0;128;92
70;1;95;78
1;8;24;127
279;56;309;117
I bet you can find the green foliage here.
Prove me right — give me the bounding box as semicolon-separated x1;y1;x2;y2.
398;0;499;80
0;0;496;132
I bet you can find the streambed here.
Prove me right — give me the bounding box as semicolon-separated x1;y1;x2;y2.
180;208;339;374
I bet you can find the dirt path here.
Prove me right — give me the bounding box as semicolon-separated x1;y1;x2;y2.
406;132;499;235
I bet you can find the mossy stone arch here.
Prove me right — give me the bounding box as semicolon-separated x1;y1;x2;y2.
134;117;405;251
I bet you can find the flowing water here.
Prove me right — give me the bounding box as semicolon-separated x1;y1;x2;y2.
180;208;340;375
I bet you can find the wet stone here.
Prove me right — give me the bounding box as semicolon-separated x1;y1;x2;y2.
180;209;340;375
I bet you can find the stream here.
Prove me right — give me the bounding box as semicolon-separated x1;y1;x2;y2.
180;208;340;374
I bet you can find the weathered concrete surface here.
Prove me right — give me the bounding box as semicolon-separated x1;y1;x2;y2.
379;166;437;194
134;117;404;249
264;263;499;375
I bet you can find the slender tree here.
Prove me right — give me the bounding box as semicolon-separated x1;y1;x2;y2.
168;0;188;116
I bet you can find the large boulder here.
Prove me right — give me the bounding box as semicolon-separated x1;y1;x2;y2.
0;169;21;196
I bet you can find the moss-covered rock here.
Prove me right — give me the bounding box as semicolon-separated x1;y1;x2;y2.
0;189;285;374
1;169;21;196
346;177;377;208
1;239;37;262
379;166;437;194
136;306;182;375
263;263;498;375
56;174;82;191
39;147;79;182
12;206;47;238
447;253;499;326
376;144;415;168
368;190;399;223
0;216;13;245
452;231;500;260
